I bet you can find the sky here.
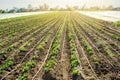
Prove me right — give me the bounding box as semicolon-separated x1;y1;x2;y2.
0;0;120;10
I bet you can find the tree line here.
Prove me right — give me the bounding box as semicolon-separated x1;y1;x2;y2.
0;4;120;13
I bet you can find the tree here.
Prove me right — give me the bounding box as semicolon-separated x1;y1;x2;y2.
43;3;49;11
73;6;79;10
66;5;74;11
28;4;33;11
106;5;113;10
90;6;100;11
81;4;86;10
39;4;49;11
50;6;59;11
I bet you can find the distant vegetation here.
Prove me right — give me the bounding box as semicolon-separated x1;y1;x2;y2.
0;4;120;13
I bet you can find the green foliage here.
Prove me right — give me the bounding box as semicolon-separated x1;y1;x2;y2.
29;38;36;42
18;73;28;80
87;46;93;55
69;33;73;42
52;41;59;49
99;27;105;32
70;52;80;68
45;60;55;68
32;55;39;60
112;34;120;41
19;61;35;80
94;61;99;65
50;48;59;56
71;60;80;67
11;32;17;36
30;32;35;35
23;66;29;72
68;21;81;76
71;53;77;61
82;40;88;47
45;59;55;73
0;51;7;55
82;40;94;55
7;57;14;61
7;44;16;51
70;43;76;51
117;37;120;41
26;61;35;67
0;43;3;47
0;57;14;73
111;53;116;57
105;46;116;57
44;17;65;73
71;68;80;76
19;40;23;43
115;21;120;27
19;47;27;52
24;43;30;47
93;57;99;65
37;45;44;51
79;35;83;39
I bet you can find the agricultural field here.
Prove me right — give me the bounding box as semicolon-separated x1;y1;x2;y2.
0;11;120;80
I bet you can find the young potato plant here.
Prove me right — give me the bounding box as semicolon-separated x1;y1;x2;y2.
17;38;36;54
105;46;116;57
45;43;59;73
24;42;31;48
0;57;14;73
32;55;39;60
0;36;17;47
68;19;80;76
37;45;44;51
0;42;5;47
71;68;80;76
93;57;99;65
82;40;88;47
112;34;120;41
45;59;55;73
0;51;7;55
19;40;24;43
18;61;36;80
82;40;93;55
73;22;94;56
29;38;36;42
19;46;27;52
36;33;51;52
73;21;83;40
71;53;80;68
11;32;18;36
7;44;17;51
0;43;17;55
87;46;93;55
45;17;66;73
45;33;60;73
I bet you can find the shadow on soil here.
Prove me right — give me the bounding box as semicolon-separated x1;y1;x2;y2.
42;73;56;80
72;75;84;80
